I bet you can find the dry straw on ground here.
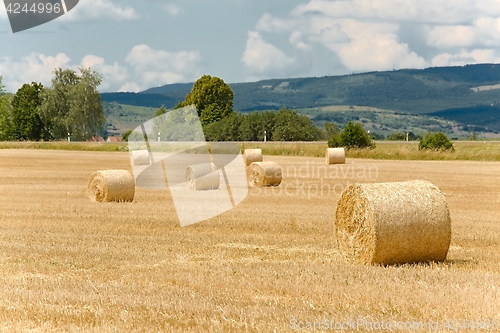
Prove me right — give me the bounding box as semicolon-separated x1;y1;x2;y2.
1;150;500;332
185;163;220;191
243;148;263;166
88;170;135;202
246;161;282;187
335;180;451;265
131;150;150;166
326;147;346;165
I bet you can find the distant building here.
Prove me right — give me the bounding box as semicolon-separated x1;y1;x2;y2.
107;136;122;143
87;136;105;142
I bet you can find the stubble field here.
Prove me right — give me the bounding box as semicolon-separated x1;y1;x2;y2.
0;149;499;332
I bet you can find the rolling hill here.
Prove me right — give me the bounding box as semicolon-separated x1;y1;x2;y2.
101;63;500;134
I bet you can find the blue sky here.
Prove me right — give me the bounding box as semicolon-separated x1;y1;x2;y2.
2;0;500;93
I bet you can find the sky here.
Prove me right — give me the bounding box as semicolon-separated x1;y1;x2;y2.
2;0;500;93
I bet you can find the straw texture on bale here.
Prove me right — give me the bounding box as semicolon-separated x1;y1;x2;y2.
326;148;346;165
88;170;135;202
131;150;150;165
335;180;451;265
247;161;282;187
186;163;220;191
243;148;263;166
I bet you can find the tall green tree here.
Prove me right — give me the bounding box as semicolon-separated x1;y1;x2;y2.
337;121;375;149
38;67;105;140
176;75;234;126
11;82;46;141
272;108;322;141
204;108;322;142
0;76;13;140
239;110;275;141
204;112;246;141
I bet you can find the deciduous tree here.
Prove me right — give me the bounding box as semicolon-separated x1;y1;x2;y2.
418;132;454;151
0;76;13;140
337;121;374;149
38;67;105;140
176;75;234;126
11;82;46;140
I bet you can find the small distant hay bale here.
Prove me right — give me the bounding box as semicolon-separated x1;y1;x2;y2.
131;149;150;165
247;161;282;187
326;148;345;165
88;170;135;202
335;180;451;265
186;163;220;191
243;148;263;166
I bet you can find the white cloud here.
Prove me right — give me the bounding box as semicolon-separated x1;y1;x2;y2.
256;12;295;33
0;44;202;93
0;53;72;92
163;4;183;17
307;24;350;50
426;25;476;48
248;0;500;76
0;52;128;92
432;49;500;67
427;17;500;48
338;32;426;72
125;44;202;90
289;31;311;51
80;55;128;91
118;82;141;93
60;0;138;22
140;71;185;86
333;20;426;71
291;0;500;25
242;31;296;75
252;10;426;74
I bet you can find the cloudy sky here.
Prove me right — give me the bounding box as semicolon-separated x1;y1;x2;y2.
2;0;500;93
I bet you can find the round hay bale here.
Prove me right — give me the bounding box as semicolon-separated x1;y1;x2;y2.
335;180;451;265
243;148;263;166
131;149;150;166
247;161;282;187
186;163;220;191
326;147;345;165
88;170;135;202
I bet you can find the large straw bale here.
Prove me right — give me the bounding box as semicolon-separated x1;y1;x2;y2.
335;180;451;265
131;149;150;165
88;170;135;202
247;161;282;187
186;163;220;191
326;148;346;165
243;148;263;166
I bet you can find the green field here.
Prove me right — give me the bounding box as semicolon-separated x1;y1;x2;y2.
2;140;500;161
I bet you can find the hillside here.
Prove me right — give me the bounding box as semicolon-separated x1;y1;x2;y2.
430;104;500;133
300;105;469;139
100;63;500;133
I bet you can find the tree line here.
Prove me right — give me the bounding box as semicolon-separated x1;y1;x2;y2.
3;70;452;147
185;76;324;141
0;67;104;141
203;108;323;141
122;75;325;142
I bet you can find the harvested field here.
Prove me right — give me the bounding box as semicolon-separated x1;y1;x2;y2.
0;149;499;332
